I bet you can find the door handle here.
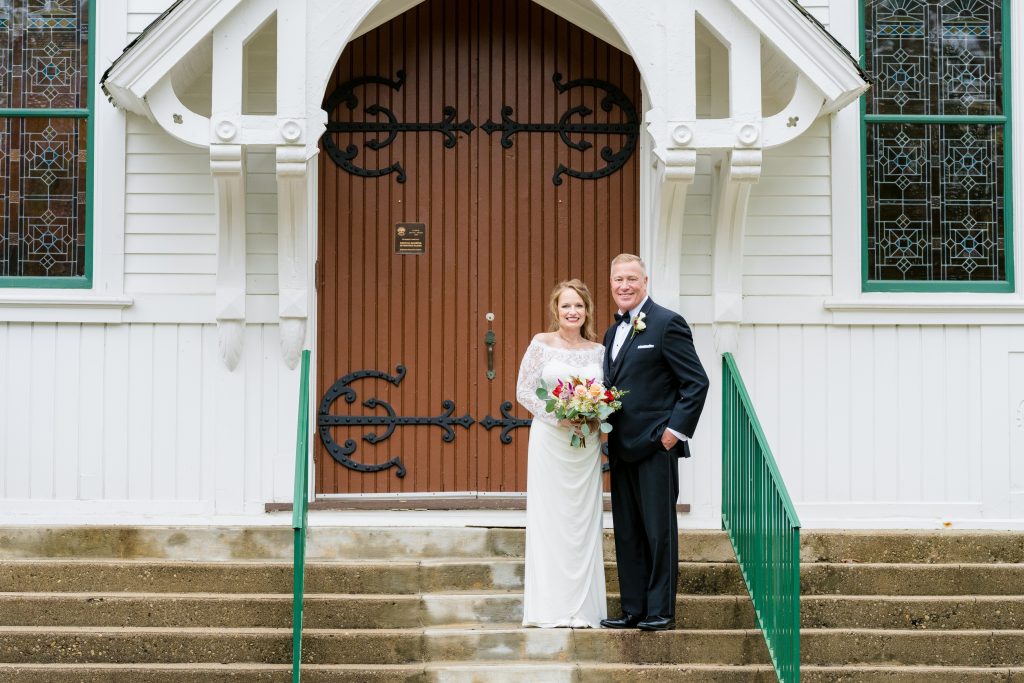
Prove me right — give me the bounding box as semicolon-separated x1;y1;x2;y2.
485;313;496;380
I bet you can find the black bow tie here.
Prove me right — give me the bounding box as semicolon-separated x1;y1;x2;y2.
615;312;631;325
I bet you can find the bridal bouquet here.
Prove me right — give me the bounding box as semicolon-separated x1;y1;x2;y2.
535;376;628;448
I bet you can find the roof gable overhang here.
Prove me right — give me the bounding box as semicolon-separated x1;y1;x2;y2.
101;0;868;133
102;0;242;118
732;0;868;114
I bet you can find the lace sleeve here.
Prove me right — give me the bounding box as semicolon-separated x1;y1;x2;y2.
516;340;558;425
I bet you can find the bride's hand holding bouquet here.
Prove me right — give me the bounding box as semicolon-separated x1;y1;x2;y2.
536;376;627;448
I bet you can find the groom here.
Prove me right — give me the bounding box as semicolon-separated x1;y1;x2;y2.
599;253;709;632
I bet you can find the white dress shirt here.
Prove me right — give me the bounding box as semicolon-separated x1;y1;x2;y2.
610;297;689;443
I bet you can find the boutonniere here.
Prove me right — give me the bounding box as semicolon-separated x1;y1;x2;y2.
630;312;647;339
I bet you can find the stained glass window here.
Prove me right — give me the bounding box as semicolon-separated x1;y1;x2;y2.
862;0;1011;291
0;0;92;286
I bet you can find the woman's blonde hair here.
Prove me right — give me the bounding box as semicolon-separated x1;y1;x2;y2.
548;279;597;341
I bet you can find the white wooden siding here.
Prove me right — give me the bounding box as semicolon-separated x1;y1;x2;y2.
0;322;298;514
246;148;279;297
745;118;833;297
678;128;835;302
7;321;1016;525
679;153;714;297
123;119;280;315
127;0;175;39
124;117;215;300
699;324;1016;526
797;0;829;27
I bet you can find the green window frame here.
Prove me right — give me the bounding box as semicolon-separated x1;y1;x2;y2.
860;0;1011;294
0;0;95;288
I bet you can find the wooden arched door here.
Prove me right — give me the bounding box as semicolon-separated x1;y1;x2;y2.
316;0;640;496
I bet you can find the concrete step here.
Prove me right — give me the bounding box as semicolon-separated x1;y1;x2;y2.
802;629;1024;667
802;531;1024;564
0;527;735;563
0;662;784;682
801;665;1024;682
0;559;748;595
5;626;1024;667
2;662;1023;683
802;595;1024;630
7;558;1024;596
8;591;1024;631
802;563;1024;596
0;593;757;630
7;526;1023;564
0;626;770;665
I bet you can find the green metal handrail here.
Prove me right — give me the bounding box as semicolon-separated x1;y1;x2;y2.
291;350;311;683
721;353;801;683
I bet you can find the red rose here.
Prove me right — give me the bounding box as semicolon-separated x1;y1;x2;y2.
552;381;563;398
605;390;614;402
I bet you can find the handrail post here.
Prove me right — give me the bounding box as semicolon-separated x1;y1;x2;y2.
292;349;311;683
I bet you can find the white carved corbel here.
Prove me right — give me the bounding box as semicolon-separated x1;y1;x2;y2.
211;144;247;369
276;138;310;370
645;117;698;308
711;131;762;355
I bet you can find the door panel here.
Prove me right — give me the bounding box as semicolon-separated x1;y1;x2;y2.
316;0;640;495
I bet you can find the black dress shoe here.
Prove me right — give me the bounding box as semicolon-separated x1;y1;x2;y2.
600;613;641;629
637;616;674;631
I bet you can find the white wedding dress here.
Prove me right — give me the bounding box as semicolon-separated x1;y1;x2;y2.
515;339;607;628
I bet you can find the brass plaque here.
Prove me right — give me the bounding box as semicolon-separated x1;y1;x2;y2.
394;222;426;254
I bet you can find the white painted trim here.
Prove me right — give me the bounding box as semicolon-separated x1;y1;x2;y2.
823;300;1024;324
0;294;133;308
829;0;861;303
529;0;628;54
826;298;1024;312
93;0;130;302
797;502;984;520
305;152;320;506
0;294;132;323
5;502;1023;530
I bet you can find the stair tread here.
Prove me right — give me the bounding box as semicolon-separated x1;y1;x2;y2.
0;624;766;635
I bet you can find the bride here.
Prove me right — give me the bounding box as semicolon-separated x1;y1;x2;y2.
515;279;607;628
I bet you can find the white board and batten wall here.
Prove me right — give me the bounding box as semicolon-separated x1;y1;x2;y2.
2;0;1024;528
1;0;295;522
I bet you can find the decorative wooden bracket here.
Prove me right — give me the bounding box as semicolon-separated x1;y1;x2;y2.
276;137;310;370
211;144;247;369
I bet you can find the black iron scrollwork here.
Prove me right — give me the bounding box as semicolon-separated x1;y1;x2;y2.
322;70;475;183
323;70;638;185
317;365;475;478
319;367;614;478
481;73;639;185
480;402;533;444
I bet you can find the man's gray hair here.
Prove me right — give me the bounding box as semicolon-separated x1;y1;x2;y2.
610;253;647;275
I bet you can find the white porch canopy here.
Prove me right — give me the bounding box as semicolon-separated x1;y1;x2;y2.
101;0;868;369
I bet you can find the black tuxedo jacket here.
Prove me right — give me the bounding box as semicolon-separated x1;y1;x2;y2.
603;298;709;462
